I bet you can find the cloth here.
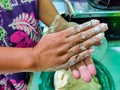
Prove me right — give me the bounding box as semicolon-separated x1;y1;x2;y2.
54;69;102;90
0;0;42;90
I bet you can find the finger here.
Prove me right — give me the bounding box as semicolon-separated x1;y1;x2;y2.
94;41;101;46
81;33;104;47
77;61;91;82
68;23;108;45
70;65;80;79
66;48;94;66
93;34;105;46
60;19;100;37
57;49;94;72
84;57;96;76
68;33;104;55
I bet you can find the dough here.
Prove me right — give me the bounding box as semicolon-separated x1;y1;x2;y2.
54;69;102;90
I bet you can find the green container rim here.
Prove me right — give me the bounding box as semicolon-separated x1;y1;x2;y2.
39;58;115;90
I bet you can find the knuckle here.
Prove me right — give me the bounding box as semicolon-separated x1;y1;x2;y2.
60;54;69;64
68;26;77;35
80;32;86;41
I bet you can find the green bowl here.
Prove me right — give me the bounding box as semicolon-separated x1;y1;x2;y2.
38;59;115;90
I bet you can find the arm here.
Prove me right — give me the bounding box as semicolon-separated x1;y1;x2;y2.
0;0;107;75
0;22;107;74
38;0;59;26
0;0;59;74
0;47;33;73
0;0;61;73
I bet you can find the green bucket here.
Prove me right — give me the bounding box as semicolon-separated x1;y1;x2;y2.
38;59;115;90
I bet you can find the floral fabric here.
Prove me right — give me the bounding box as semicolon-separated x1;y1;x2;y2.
0;0;42;90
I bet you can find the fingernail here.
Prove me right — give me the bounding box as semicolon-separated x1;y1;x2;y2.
97;33;104;38
91;33;104;44
93;26;101;33
72;70;81;79
100;23;108;31
84;21;92;27
87;64;96;76
79;66;91;82
89;48;94;53
91;19;100;26
79;21;93;31
95;33;104;41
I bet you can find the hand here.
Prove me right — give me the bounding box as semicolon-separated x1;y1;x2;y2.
31;20;107;71
71;57;96;82
48;15;108;82
69;32;104;82
70;33;105;82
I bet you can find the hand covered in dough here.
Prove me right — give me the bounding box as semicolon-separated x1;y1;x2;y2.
47;15;108;82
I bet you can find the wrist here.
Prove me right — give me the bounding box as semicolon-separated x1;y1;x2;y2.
21;48;35;72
